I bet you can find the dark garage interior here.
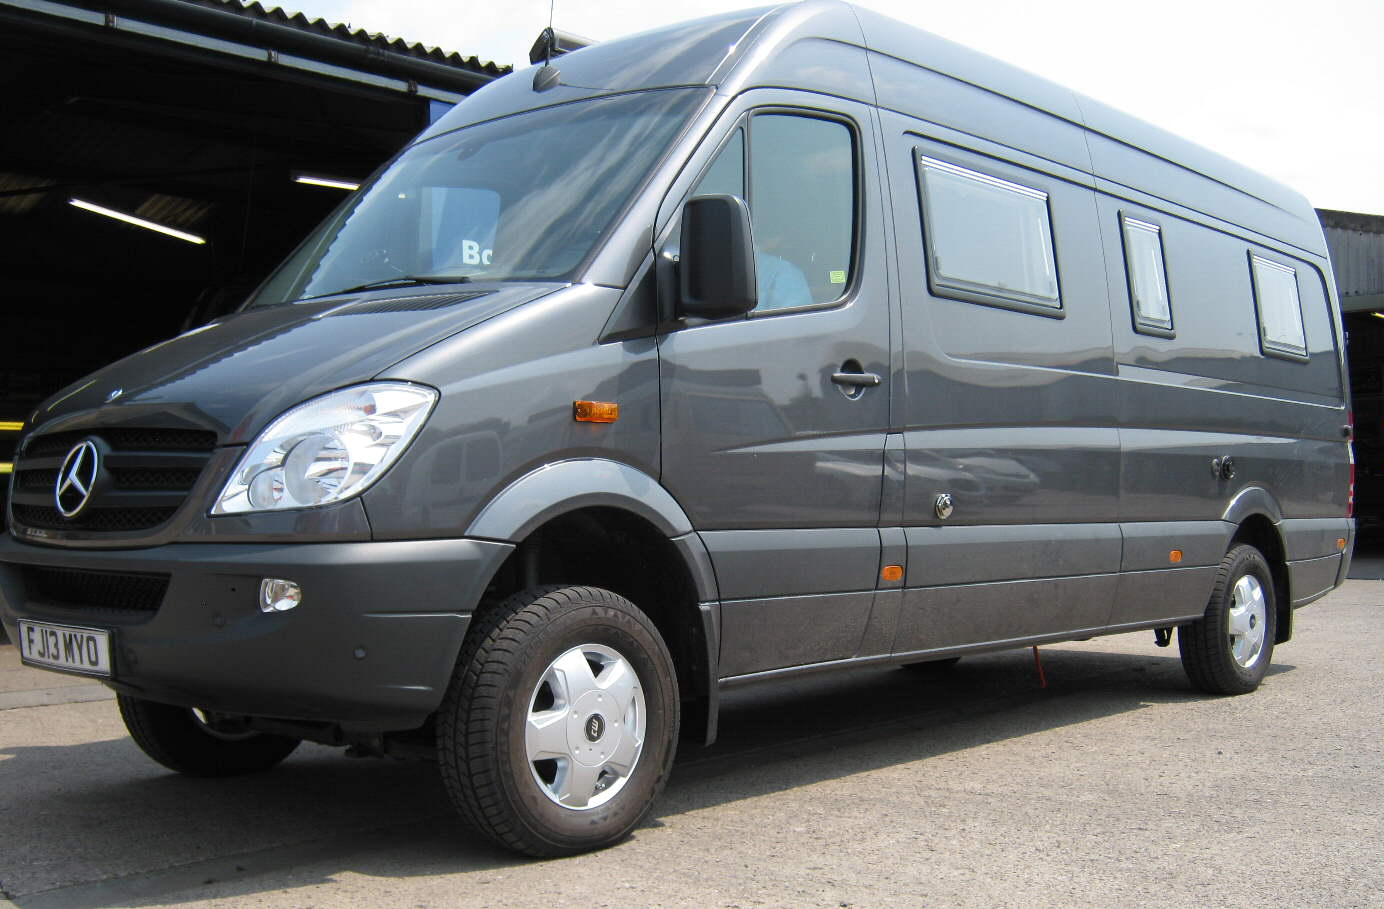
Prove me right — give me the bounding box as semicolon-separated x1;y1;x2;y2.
0;0;505;502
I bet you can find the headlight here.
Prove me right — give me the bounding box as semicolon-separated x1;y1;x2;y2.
212;383;437;515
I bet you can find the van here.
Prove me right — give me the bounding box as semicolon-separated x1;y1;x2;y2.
0;1;1353;857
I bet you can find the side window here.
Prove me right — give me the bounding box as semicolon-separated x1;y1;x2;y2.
1250;253;1307;360
747;115;855;310
688;113;856;313
917;155;1060;314
1120;215;1173;336
693;127;744;199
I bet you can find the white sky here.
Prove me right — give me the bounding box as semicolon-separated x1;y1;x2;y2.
294;0;1384;216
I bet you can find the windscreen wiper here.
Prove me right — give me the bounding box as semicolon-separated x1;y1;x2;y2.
304;274;475;299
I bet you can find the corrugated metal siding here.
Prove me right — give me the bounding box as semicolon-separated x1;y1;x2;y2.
1319;209;1384;310
198;0;509;76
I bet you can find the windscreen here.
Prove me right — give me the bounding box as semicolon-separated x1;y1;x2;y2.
248;88;708;306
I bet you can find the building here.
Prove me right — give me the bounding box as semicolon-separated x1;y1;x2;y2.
0;0;507;494
1320;209;1384;529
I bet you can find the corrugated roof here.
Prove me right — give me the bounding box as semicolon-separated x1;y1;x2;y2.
187;0;509;76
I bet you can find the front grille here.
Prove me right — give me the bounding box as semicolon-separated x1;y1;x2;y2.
112;467;204;490
10;426;217;533
23;428;216;458
22;565;169;621
12;504;181;531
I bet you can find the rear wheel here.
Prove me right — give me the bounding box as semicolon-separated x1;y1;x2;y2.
1178;544;1276;695
117;696;300;776
437;585;679;857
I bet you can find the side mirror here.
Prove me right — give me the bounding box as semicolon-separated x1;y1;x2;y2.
677;194;757;320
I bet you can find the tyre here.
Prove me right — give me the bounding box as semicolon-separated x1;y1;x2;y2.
901;656;961;674
1178;543;1276;695
117;696;300;776
437;586;680;857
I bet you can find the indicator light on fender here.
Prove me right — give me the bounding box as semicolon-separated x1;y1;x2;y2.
881;564;904;582
574;401;619;423
1338;538;1347;551
1169;550;1183;563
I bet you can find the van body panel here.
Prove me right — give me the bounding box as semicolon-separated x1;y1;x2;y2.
1096;197;1345;399
1118;521;1234;572
849;5;1085;124
1279;517;1353;561
1077;101;1325;257
1108;568;1218;629
738;36;875;104
855;587;902;659
719;590;876;677
701;528;880;599
366;286;662;541
1288;554;1344;607
891;574;1120;655
903;524;1121;585
867;53;1091;174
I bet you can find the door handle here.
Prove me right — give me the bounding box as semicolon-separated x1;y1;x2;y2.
830;371;881;388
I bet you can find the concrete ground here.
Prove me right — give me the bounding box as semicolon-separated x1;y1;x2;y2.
1;582;1381;909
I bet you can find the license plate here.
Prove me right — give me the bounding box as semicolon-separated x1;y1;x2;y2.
17;621;112;677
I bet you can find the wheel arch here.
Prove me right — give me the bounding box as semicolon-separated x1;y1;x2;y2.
463;463;721;744
1222;489;1292;644
466;459;694;543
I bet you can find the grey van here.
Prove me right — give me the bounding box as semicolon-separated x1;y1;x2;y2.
0;1;1353;857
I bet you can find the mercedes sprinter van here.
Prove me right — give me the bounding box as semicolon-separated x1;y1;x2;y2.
0;1;1353;856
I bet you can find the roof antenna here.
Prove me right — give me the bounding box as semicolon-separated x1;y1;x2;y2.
532;0;562;92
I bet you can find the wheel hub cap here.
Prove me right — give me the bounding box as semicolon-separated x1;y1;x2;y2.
1228;574;1268;669
525;643;645;810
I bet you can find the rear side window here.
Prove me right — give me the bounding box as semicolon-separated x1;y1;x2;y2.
917;155;1060;314
1250;253;1307;360
1121;215;1173;336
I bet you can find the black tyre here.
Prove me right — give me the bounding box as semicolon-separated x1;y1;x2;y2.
117;696;300;776
1178;544;1276;695
437;585;679;857
901;656;961;674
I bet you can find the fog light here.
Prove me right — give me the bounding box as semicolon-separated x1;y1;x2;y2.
260;578;302;613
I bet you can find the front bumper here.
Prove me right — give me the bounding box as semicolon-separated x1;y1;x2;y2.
0;535;513;732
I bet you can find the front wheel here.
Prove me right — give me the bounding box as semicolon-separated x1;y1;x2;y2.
436;586;680;857
117;696;300;776
1178;544;1276;695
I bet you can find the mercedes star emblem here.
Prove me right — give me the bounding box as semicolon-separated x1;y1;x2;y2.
55;440;100;518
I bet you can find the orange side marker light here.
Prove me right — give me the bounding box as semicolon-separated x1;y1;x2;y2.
881;564;904;582
1169;549;1183;564
1338;538;1347;551
573;401;619;423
